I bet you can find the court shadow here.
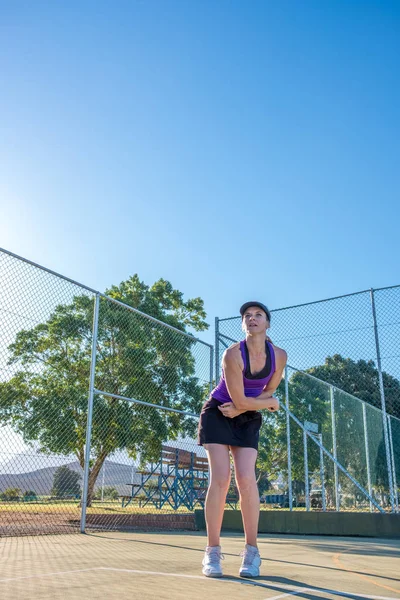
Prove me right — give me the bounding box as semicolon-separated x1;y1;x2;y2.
219;574;379;600
260;554;400;584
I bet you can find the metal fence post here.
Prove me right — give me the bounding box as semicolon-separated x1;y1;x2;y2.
303;429;310;511
387;416;399;512
285;366;293;510
330;386;340;511
101;461;106;503
209;345;214;395
319;433;326;512
215;317;220;382
370;289;395;511
362;402;373;512
80;292;100;533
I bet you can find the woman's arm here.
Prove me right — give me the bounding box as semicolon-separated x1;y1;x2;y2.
218;389;279;419
220;347;287;414
219;347;248;410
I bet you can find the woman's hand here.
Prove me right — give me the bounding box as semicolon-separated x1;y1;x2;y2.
265;396;280;412
218;403;244;419
256;390;280;412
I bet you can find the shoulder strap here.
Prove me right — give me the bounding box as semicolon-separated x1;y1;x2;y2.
240;340;247;371
267;341;276;374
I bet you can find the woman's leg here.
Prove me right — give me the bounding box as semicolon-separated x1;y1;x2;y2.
230;446;259;547
204;443;231;547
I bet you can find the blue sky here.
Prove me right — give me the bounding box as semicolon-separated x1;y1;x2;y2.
1;0;399;345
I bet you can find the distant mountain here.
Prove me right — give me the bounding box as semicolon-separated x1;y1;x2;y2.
0;460;140;496
0;453;76;474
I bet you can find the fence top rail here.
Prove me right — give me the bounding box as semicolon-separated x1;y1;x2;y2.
0;246;99;294
0;246;212;349
217;284;400;322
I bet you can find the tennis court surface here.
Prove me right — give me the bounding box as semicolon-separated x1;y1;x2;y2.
0;532;398;600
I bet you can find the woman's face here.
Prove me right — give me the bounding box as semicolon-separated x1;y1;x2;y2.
242;306;270;334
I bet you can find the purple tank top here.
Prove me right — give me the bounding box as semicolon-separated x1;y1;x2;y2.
211;340;276;404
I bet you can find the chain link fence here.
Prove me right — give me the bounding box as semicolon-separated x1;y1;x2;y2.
284;367;396;512
0;248;96;535
1;246;399;538
0;248;212;536
217;289;400;513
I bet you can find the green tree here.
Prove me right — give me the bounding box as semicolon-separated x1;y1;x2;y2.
256;354;400;500
257;374;330;497
309;354;400;498
308;354;400;418
0;275;208;506
1;487;21;501
52;466;81;497
256;383;287;483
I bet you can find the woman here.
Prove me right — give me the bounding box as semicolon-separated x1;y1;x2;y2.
198;301;287;578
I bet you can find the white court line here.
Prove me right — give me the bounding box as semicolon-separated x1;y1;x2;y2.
99;568;400;600
268;588;314;600
0;565;398;600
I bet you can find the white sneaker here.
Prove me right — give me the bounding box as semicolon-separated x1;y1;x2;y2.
202;545;224;577
239;544;261;578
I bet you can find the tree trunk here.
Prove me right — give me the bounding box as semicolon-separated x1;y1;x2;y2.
83;451;108;508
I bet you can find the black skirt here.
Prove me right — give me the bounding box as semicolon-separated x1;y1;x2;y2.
197;397;262;451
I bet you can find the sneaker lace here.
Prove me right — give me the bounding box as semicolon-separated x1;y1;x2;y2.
206;548;225;565
240;547;258;566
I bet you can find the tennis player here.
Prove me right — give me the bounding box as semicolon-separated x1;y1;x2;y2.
198;301;287;578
